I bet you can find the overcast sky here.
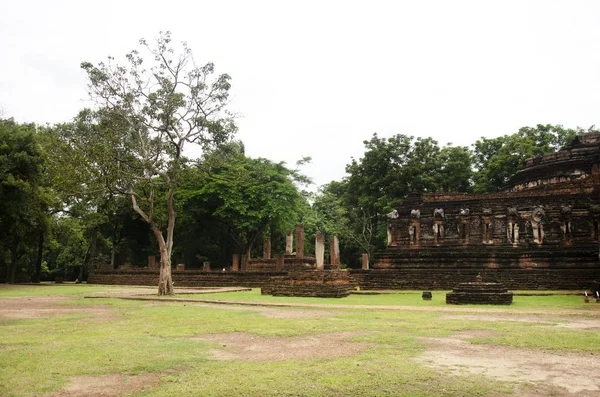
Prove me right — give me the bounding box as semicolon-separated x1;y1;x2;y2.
1;0;599;189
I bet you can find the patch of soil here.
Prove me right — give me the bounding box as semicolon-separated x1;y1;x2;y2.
417;330;600;395
192;331;371;361
48;373;159;397
440;314;600;331
0;296;115;321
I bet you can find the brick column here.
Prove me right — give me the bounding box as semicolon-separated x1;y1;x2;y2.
232;254;240;271
330;236;340;266
285;231;294;255
263;237;271;259
276;254;285;271
296;224;305;259
241;255;249;272
203;261;210;272
315;232;325;270
362;254;369;270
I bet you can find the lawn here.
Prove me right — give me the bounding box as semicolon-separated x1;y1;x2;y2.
1;284;599;396
172;288;598;311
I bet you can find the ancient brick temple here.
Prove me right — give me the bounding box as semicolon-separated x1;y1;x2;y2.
364;133;600;289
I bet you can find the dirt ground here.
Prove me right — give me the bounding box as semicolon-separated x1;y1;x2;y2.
417;330;600;396
47;374;159;397
0;296;116;321
192;331;371;361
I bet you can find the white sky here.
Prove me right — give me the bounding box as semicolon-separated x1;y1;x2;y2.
1;0;599;189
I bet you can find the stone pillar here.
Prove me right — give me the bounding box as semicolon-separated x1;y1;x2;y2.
148;256;157;269
330;236;340;266
285;231;294;255
295;224;305;259
315;232;325;270
176;263;185;271
362;253;369;270
263;237;272;259
241;254;249;272
276;254;285;271
232;254;240;271
203;261;210;272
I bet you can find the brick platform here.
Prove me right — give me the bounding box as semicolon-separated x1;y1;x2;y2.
446;282;513;305
261;270;354;298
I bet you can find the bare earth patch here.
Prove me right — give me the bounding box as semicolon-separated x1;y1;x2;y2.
48;373;159;397
192;331;370;361
418;330;600;395
0;296;115;321
440;313;600;330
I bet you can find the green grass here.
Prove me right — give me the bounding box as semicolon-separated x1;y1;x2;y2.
0;283;134;297
1;284;598;396
173;288;600;311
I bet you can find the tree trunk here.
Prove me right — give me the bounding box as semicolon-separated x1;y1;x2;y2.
77;229;98;283
9;237;19;284
157;242;173;295
131;186;175;296
110;246;117;269
33;230;44;283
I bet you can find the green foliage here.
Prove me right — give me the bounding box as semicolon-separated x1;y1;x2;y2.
0;118;53;282
471;124;587;192
176;146;309;260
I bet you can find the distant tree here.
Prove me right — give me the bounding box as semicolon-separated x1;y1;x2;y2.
0;119;48;282
438;145;473;193
178;145;309;259
472;124;585;192
80;32;236;295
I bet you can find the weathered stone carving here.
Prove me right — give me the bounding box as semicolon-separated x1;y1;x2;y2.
561;205;572;217
387;209;399;219
460;208;470;216
410;209;420;219
507;222;519;244
531;206;545;244
433;208;445;219
532;206;545;223
507;207;518;218
482;208;492;216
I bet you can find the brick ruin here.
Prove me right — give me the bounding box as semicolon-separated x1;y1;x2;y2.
446;274;513;305
90;224;354;297
88;133;600;292
371;132;600;289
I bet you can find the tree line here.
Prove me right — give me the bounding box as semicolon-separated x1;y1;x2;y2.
1;32;595;292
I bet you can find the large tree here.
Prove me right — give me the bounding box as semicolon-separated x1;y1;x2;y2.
178;144;309;259
80;32;236;294
0;119;51;283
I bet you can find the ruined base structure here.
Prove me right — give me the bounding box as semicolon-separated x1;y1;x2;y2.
261;270;352;298
446;275;513;305
260;227;353;298
371;132;600;290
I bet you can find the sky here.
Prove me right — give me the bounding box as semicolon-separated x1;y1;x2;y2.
1;0;599;190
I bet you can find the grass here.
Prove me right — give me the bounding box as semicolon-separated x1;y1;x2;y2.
172;288;600;311
0;284;599;396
